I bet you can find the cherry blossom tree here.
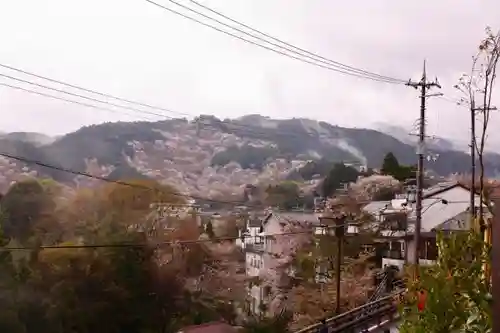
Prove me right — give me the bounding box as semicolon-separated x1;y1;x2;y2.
350;174;401;202
259;220;313;317
288;267;374;330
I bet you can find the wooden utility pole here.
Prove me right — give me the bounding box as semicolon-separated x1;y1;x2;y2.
406;61;441;267
319;213;346;314
334;215;346;314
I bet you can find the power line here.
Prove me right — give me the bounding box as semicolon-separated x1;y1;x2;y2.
0;150;351;209
0;65;392;144
143;0;403;84
0;146;473;210
0;147;358;211
0;63;191;118
0;83;157;122
0;146;473;252
0;150;253;207
2;220;366;251
0;78;362;158
0;77;316;140
187;0;406;83
0;71;382;155
0;196;473;252
0;74;171;121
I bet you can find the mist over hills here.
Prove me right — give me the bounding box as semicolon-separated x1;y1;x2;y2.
0;115;498;196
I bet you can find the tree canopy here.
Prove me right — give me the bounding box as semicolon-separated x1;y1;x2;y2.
211;145;278;170
321;163;359;197
0;178;254;333
1;179;59;244
380;152;416;182
265;181;302;209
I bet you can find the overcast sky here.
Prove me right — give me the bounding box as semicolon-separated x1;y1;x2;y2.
0;0;499;145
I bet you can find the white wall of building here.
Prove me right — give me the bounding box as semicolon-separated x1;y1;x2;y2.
244;213;306;315
378;185;483;271
245;250;264;315
418;186;479;231
237;225;262;249
246;252;263;277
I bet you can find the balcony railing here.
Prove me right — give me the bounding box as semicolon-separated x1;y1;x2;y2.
382;250;404;260
245;243;264;253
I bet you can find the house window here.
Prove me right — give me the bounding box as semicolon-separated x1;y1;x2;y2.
391;241;402;252
264;286;272;297
384;214;407;231
387;241;403;259
418;239;437;260
425;239;438;260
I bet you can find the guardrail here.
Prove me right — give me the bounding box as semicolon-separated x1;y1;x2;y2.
368;272;388;303
295;290;404;333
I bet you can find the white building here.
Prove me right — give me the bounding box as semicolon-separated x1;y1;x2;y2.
367;181;485;271
242;211;321;315
236;216;264;250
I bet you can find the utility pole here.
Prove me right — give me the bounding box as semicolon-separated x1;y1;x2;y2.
334;214;346;314
406;61;441;267
319;212;346;315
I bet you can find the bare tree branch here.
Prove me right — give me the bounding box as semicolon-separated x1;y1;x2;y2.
456;27;500;220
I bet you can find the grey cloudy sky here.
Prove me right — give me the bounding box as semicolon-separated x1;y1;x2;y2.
0;0;499;144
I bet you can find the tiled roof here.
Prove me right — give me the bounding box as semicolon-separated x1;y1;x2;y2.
422;181;460;198
271;211;321;225
362;201;390;214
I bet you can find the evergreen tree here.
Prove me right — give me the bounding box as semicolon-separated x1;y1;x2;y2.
321;163;359;197
381;152;415;182
381;152;400;176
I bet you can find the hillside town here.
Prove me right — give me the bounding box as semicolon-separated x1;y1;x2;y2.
0;1;499;333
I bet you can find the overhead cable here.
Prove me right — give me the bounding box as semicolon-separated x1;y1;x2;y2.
143;0;404;84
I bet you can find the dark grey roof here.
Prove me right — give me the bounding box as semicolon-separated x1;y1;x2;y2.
422;181;460;198
268;211;321;226
248;217;262;228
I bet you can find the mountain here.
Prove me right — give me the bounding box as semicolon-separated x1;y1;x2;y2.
0;131;57;146
1;115;499;197
372;122;465;152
